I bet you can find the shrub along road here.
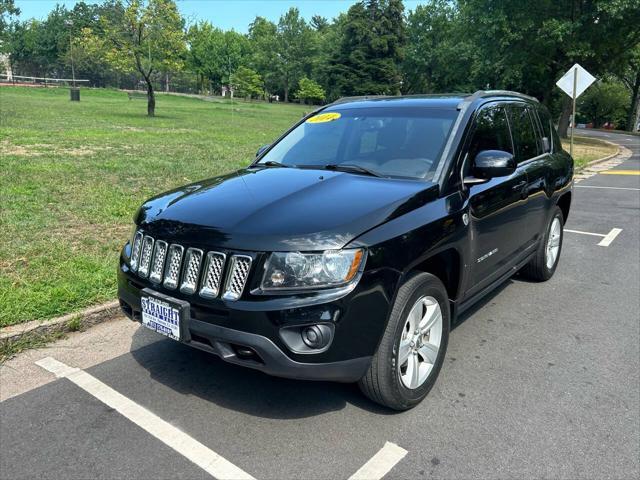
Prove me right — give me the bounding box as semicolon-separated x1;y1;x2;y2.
1;131;639;480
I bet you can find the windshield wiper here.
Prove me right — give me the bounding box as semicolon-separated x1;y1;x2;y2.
253;160;290;168
323;164;385;178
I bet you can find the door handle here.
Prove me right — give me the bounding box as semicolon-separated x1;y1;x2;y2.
512;181;527;191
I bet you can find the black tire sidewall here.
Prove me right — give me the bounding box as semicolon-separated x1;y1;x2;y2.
542;207;564;277
387;274;450;407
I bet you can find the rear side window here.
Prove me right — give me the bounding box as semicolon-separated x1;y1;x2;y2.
537;107;554;153
508;104;541;162
467;104;513;162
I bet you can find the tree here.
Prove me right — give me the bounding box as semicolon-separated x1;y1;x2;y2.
230;66;262;99
326;0;405;98
615;45;640;132
0;0;20;48
82;0;186;116
403;1;471;93
187;23;248;94
297;77;325;104
247;16;279;95
275;8;317;102
578;79;630;128
457;0;640;136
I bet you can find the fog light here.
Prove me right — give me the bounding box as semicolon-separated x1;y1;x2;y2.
302;325;329;349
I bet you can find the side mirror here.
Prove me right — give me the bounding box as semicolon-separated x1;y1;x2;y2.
471;150;516;179
256;144;270;158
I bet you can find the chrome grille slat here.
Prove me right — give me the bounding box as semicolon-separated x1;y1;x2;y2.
149;240;168;284
130;231;143;272
199;252;226;299
137;235;154;278
163;244;184;290
180;248;204;294
128;231;252;301
223;255;252;301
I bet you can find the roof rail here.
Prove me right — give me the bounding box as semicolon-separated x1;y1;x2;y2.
466;90;539;103
327;95;393;106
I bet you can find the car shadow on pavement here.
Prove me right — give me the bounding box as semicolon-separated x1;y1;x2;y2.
129;328;396;419
128;278;516;419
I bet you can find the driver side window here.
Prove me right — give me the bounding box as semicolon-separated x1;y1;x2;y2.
468;105;513;162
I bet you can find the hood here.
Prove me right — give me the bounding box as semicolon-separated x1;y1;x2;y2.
135;167;438;251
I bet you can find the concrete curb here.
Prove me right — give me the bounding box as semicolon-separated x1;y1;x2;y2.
0;300;121;347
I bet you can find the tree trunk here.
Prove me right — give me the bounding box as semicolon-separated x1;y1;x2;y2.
626;68;640;132
558;96;572;138
146;80;155;117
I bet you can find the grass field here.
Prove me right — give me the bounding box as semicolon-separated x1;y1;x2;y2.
563;136;618;169
0;87;618;327
0;87;307;326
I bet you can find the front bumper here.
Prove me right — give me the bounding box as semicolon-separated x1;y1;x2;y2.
118;251;398;382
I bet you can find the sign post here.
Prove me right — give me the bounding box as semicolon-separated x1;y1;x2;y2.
556;63;596;158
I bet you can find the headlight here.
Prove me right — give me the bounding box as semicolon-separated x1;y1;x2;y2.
261;249;365;291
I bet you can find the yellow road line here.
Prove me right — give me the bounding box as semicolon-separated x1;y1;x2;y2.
600;170;640;175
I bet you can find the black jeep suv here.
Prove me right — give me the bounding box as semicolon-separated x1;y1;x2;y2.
118;91;572;410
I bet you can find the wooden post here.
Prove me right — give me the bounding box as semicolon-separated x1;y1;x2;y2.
570;66;577;158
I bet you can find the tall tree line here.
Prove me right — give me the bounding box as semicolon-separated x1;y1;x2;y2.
2;0;639;130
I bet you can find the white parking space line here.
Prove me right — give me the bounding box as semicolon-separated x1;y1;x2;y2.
564;228;605;237
575;185;640;191
598;228;623;247
35;357;256;480
347;442;408;480
564;228;623;247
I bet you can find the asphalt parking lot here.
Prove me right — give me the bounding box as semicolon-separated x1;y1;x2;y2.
1;130;638;480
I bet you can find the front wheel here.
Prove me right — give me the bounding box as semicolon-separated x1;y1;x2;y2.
520;206;564;282
358;272;450;410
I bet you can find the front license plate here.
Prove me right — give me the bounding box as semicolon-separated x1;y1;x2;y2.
140;290;188;341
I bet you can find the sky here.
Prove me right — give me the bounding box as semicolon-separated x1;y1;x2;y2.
15;0;427;32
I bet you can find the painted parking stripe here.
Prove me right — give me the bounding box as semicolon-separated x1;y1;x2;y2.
347;442;407;480
35;357;256;480
575;185;640;191
598;228;623;247
599;170;640;175
564;228;622;247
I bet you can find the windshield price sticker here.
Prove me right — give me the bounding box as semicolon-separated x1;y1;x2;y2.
306;112;341;124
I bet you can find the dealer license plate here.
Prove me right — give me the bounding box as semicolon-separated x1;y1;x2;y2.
140;290;186;341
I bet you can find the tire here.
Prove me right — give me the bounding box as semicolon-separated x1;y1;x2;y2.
520;206;564;281
358;272;450;411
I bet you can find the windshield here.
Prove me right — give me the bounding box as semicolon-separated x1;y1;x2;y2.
258;107;458;179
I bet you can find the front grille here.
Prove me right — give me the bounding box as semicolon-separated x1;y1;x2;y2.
138;235;154;278
180;248;203;294
130;231;143;272
163;244;184;290
131;230;251;301
223;255;252;301
199;252;226;299
149;240;168;284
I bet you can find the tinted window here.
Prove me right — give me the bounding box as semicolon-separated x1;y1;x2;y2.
259;107;458;179
537;107;554;153
508;105;541;161
467;104;513;163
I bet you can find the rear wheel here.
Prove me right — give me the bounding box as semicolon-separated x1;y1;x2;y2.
521;206;564;281
358;272;450;410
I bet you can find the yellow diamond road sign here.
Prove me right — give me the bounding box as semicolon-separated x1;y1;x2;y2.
556;63;596;98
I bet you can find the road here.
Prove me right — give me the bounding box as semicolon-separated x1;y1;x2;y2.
1;131;639;480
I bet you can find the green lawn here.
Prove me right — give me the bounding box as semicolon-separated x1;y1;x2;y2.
562;136;619;170
0;87;307;326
